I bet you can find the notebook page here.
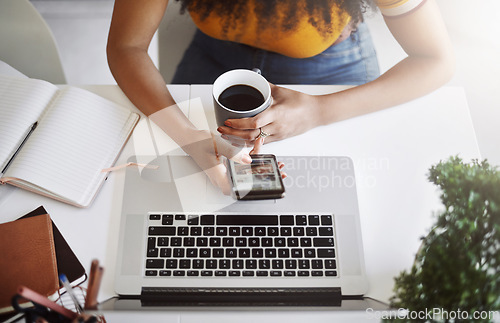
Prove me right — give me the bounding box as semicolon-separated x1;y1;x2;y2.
0;75;58;171
4;87;139;205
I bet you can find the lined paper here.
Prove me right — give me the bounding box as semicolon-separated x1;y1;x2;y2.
0;75;58;171
5;86;138;206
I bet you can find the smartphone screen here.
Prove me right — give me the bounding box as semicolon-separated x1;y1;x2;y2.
227;154;285;200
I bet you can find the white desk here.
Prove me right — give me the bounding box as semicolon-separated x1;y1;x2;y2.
0;79;481;321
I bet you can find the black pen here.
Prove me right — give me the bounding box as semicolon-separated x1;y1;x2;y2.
0;121;38;176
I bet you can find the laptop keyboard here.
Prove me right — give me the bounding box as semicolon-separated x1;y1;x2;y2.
144;214;338;278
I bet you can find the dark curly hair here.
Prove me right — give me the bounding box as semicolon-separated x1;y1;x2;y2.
176;0;376;36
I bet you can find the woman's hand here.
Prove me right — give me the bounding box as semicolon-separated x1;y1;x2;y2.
217;84;323;145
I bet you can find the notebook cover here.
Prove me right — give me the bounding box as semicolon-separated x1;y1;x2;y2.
0;213;59;309
20;206;86;286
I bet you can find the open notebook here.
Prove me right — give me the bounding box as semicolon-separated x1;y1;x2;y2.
0;75;139;207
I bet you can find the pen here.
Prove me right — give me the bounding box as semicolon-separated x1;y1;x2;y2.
84;259;104;310
17;285;78;320
59;273;84;313
1;121;38;176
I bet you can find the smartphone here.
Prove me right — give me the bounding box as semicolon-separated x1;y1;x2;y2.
226;154;285;200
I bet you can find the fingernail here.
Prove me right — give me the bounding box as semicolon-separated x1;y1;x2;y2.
217;127;223;133
242;155;252;163
221;134;229;140
224;121;232;127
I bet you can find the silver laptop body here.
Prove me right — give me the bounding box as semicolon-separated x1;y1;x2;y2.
115;154;367;305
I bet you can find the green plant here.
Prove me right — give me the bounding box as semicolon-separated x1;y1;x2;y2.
390;156;500;322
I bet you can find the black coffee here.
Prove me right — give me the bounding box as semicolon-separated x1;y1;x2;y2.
218;84;265;111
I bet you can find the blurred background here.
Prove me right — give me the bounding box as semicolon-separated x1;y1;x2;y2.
29;0;500;165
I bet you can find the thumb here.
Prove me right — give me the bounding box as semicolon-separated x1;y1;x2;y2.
214;134;252;164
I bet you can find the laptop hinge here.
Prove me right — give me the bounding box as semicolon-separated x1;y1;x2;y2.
140;287;342;306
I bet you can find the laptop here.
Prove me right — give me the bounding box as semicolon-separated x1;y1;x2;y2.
113;154;370;306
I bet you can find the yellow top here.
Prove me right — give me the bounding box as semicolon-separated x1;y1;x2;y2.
189;1;351;58
189;0;425;58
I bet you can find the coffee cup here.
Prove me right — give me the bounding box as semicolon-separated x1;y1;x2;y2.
213;69;272;128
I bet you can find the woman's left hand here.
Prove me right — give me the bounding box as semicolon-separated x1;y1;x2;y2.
217;84;323;145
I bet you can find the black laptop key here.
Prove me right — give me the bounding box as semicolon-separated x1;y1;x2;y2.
265;249;277;258
274;237;285;247
270;271;282;276
233;259;244;269
147;248;159;257
226;248;237;258
229;227;240;236
157;237;168;246
179;259;190;269
261;238;273;247
285;259;297;269
187;215;199;225
171;237;182;246
193;259;204;269
190;227;202;236
175;214;186;220
186;248;197;258
252;249;263;258
177;226;189;236
201;271;213;276
257;271;268;277
300;238;312;247
159;270;171;276
216;227;228;236
217;215;278;225
272;260;284;269
146;259;164;269
203;227;215;236
248;238;260;247
148;237;156;249
149;226;175;236
280;215;294;225
219;260;230;269
306;227;318;236
236;238;247;247
239;248;251;258
308;215;320;225
255;227;266;236
296;215;307;225
293;227;304;236
160;248;172;258
200;214;215;225
298;271;309;277
145;270;157;276
318;248;335;258
312;260;323;269
291;249;302;258
165;259;177;268
183;237;195;246
267;227;279;236
187;270;199;277
325;259;337;269
313;238;335;247
278;248;290;258
196;237;208;246
149;214;161;220
213;249;224;258
319;227;334;236
284;271;296;277
243;271;254;277
280;227;292;236
173;270;185;276
325;271;338;277
321;215;333;225
259;260;270;269
173;248;184;257
199;248;211;258
162;214;174;225
206;259;217;269
229;271;240;277
215;271;227;277
299;260;310;269
245;260;257;269
223;237;234;247
242;227;253;236
209;237;221;247
304;249;316;258
312;271;323;277
287;237;299;247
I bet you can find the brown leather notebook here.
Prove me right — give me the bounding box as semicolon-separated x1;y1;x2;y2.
0;213;59;309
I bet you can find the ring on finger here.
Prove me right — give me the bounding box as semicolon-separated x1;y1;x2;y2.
255;127;270;140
